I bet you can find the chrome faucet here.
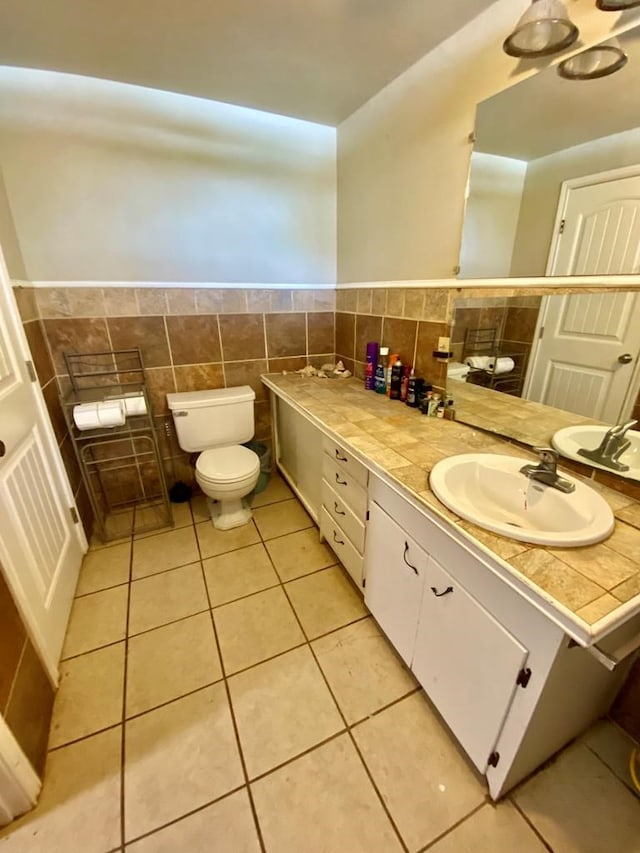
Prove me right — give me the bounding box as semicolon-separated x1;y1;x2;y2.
520;447;575;494
577;419;638;472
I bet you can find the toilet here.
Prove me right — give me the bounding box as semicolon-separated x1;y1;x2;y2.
167;386;260;530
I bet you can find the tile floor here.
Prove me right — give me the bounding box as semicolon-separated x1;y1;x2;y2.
2;473;639;852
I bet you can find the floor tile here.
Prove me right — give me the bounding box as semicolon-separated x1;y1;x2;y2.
250;473;294;508
88;510;134;549
312;617;417;724
253;499;313;540
353;692;485;851
134;500;192;537
128;562;208;636
0;728;122;853
513;742;640;853
49;643;125;748
126;789;260;852
581;720;640;794
427;802;547;853
132;525;200;579
229;645;343;778
126;612;222;717
251;734;403;853
196;519;260;559
124;683;244;841
214;586;305;674
285;566;367;639
62;585;128;658
265;527;336;582
76;541;131;596
190;493;210;523
203;543;279;606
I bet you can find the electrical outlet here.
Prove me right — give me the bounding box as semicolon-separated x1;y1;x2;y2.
438;336;451;352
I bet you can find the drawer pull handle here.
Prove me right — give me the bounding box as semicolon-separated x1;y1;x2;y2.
335;450;348;462
334;502;346;516
335;474;347;486
403;542;419;575
431;586;454;598
333;531;345;546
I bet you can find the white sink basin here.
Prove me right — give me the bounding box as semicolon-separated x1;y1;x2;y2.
552;425;640;480
429;453;614;547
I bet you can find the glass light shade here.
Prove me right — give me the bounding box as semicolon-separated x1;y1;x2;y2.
503;0;579;58
596;0;640;10
558;41;628;79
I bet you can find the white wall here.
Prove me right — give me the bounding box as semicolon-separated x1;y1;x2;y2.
0;165;26;280
510;126;640;277
0;68;336;284
459;152;527;279
337;0;638;283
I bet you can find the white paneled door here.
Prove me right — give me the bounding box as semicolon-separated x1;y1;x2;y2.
0;244;85;683
525;168;640;421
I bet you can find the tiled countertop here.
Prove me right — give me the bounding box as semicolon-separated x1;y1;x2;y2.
262;373;640;646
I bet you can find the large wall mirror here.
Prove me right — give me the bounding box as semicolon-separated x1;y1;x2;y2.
458;26;640;280
448;291;640;483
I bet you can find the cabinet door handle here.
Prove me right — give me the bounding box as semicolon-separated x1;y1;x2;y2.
333;530;345;545
403;542;419;575
335;474;347;486
334;502;346;516
431;586;454;597
335;450;348;462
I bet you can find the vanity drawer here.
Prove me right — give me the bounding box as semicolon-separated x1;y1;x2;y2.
322;479;366;553
322;436;368;488
322;454;368;518
320;507;364;589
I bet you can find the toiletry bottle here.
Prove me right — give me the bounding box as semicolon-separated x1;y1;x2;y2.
429;392;441;417
400;365;411;403
420;386;433;415
375;347;389;394
436;399;445;418
386;353;399;397
364;342;379;391
390;358;403;400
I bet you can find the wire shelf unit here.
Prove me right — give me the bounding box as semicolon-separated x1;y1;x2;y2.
60;348;173;542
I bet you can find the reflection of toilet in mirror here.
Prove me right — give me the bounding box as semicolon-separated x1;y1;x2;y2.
167;386;260;530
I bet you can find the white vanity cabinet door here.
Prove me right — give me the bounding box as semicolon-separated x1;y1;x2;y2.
412;557;529;772
274;396;323;521
364;502;428;666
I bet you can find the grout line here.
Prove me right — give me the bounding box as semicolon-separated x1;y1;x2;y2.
416;801;488;852
123;677;225;724
247;729;348;785
508;797;555;852
61;636;127;663
48;721;123;754
122;784;247;848
126;606;210;641
120;525;135;849
193;512;267;853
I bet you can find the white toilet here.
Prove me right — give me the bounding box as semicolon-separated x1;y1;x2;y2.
167;386;260;530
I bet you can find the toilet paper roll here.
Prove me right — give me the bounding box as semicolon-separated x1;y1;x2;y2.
464;356;491;370
488;357;515;375
73;400;126;431
119;395;147;416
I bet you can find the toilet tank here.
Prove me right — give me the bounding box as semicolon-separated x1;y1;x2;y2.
167;386;256;452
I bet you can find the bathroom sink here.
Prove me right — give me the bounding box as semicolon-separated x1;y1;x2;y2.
552;425;640;480
429;453;614;547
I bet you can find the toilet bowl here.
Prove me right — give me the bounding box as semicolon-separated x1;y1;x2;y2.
195;446;260;530
166;386;260;530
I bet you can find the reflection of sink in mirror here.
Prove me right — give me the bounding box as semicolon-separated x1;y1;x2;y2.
429;453;614;548
552;425;640;482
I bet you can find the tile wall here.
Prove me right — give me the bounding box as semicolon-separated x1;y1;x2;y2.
0;563;54;776
335;287;452;392
13;285;336;538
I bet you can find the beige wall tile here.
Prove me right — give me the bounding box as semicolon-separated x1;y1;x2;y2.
103;287;137;316
135;288;168;315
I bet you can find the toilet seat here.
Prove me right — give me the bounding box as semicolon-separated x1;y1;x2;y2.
196;446;259;484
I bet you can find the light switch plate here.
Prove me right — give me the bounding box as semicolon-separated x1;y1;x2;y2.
438;336;451;352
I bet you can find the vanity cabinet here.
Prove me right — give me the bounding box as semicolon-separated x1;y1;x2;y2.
272;394;323;521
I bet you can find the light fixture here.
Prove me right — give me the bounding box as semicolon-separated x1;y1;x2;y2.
558;39;628;78
503;0;579;58
596;0;640;10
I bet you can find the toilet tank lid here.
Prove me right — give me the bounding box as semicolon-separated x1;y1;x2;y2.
167;386;255;411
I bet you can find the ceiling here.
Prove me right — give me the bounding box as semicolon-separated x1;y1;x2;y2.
0;0;496;125
476;26;640;161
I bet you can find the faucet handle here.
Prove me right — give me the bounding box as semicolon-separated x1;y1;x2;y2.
533;446;559;466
